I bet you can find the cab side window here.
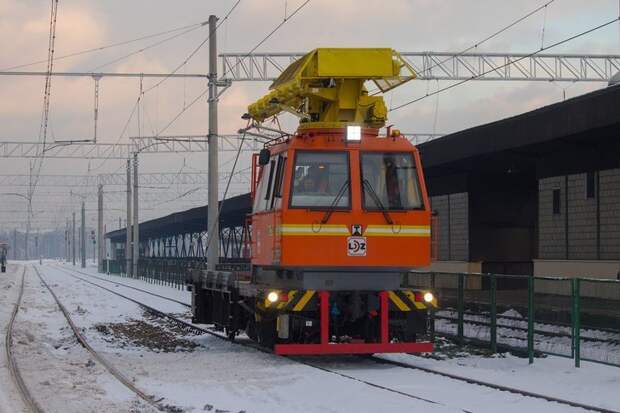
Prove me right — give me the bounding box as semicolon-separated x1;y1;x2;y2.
253;153;287;212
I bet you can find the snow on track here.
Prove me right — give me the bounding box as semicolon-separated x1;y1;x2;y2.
42;264;460;412
49;263;620;413
3;265;157;413
1;264;32;413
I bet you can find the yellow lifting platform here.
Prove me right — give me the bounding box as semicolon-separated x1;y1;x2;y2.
247;48;417;129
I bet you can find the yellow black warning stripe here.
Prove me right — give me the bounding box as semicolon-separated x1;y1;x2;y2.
264;290;316;311
388;289;438;311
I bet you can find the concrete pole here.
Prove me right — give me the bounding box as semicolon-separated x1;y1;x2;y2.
66;220;70;262
72;212;76;265
13;229;17;260
132;153;139;278
98;184;104;272
207;14;219;271
125;158;132;276
81;201;86;268
24;217;29;261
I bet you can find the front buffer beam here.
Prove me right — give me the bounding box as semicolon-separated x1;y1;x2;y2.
274;291;433;355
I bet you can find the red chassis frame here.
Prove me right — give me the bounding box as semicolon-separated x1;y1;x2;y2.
274;291;434;355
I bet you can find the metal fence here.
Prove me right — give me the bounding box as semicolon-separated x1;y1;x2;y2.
103;258;201;289
99;259;620;367
407;271;620;367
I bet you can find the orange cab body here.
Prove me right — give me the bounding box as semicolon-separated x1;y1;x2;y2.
250;127;431;271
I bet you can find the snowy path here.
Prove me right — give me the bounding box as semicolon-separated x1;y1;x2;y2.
46;262;620;412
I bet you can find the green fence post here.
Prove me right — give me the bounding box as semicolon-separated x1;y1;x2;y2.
571;278;575;358
527;275;534;364
489;273;497;353
457;273;464;344
572;278;581;368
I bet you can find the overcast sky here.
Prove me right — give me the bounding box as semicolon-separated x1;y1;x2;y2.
1;0;619;231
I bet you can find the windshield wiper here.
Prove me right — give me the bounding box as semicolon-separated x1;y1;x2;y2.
362;178;394;225
320;180;350;225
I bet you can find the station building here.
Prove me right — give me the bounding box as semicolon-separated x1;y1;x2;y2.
420;83;620;281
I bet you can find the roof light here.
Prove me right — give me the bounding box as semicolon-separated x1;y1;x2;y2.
423;292;434;303
346;125;361;142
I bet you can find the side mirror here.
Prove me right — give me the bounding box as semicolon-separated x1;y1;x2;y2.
258;148;271;166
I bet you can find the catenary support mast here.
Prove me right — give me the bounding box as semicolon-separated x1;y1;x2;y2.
132;153;139;278
81;201;86;268
125;158;132;276
97;184;104;272
207;14;219;271
72;211;76;265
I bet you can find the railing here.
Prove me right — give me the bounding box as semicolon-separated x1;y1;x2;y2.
407;271;620;367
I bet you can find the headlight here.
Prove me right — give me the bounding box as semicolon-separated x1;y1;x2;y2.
423;292;434;303
267;291;279;303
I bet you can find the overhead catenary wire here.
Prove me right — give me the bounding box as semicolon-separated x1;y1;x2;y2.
0;18;209;72
540;3;549;50
426;0;557;75
390;16;620;112
150;0;311;140
83;1;243;174
143;0;242;94
28;0;60;210
87;24;207;72
202;1;312;256
368;0;557;97
204;129;247;255
220;0;311;80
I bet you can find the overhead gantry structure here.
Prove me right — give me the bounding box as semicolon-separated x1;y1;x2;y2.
3;52;619;82
220;52;620;82
0;135;262;159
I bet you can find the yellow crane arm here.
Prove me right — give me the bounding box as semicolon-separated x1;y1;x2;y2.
247;48;416;129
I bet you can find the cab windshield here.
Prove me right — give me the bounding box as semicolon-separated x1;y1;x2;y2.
290;151;350;208
361;152;423;210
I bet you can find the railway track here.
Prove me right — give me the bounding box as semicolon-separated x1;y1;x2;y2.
5;266;45;413
50;265;474;411
368;356;620;413
31;266;166;412
51;264;619;413
435;312;620;346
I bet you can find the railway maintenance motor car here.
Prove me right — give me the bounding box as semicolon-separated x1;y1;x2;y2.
189;48;437;355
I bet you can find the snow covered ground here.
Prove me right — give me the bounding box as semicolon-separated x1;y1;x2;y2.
2;261;619;412
0;263;156;413
0;263;28;413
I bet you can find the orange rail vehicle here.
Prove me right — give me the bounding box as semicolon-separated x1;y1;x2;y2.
189;48;437;355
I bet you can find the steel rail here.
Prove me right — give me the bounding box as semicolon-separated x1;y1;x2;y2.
53;265;190;308
50;265;464;410
369;355;620;413
52;264;613;413
5;267;45;413
32;266;165;412
435;314;620;345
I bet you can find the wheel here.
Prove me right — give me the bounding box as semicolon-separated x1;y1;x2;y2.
227;329;237;342
257;318;277;349
245;319;258;342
